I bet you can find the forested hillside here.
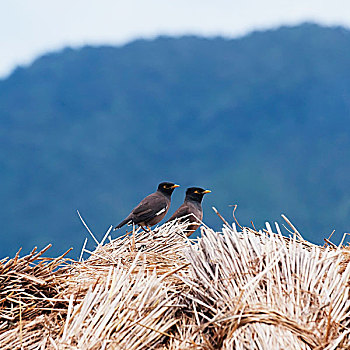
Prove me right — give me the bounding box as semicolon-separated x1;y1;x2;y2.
1;23;350;257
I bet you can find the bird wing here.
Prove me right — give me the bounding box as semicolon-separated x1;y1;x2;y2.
131;193;168;224
168;201;203;223
167;204;191;222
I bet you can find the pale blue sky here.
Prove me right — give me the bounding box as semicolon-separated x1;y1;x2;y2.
1;0;350;78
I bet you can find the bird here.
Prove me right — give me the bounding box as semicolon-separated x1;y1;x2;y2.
167;187;211;236
114;182;180;231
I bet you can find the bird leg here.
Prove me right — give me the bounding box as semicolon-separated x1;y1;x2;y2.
140;225;151;233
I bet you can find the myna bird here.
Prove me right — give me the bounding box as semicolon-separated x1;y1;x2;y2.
167;187;211;236
114;182;179;231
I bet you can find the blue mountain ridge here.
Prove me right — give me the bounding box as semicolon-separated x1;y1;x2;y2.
1;23;350;258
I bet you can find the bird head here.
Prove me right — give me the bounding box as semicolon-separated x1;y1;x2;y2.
158;182;180;196
185;187;211;203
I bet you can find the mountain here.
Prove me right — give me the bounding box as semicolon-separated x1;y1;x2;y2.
1;23;350;258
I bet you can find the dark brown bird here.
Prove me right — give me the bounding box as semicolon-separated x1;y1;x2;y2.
167;187;211;236
114;182;179;231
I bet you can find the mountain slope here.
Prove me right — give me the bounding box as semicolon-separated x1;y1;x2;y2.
1;23;350;257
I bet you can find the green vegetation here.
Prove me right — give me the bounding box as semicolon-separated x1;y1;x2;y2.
1;23;350;257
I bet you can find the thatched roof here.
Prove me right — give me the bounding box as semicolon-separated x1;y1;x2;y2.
0;214;349;349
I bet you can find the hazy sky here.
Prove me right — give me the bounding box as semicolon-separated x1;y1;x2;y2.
1;0;350;78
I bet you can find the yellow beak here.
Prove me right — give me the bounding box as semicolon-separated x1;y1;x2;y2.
202;189;211;194
172;184;180;188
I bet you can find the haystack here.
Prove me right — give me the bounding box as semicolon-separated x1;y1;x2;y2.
0;212;349;349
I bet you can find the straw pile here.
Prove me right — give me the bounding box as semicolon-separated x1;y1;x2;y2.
0;213;349;349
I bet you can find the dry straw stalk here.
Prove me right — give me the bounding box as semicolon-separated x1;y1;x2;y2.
0;215;349;349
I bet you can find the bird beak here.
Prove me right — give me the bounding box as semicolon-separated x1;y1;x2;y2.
202;189;211;194
171;184;180;188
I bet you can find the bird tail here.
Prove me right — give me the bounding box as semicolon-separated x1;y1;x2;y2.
114;216;132;230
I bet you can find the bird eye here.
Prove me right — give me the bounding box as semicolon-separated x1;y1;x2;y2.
194;190;199;194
